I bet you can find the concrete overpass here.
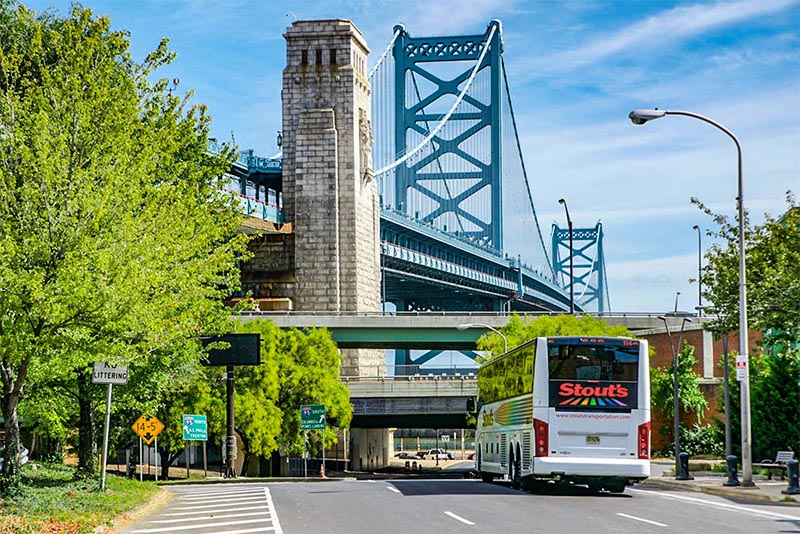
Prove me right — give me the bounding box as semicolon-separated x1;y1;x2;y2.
347;376;477;428
236;311;709;349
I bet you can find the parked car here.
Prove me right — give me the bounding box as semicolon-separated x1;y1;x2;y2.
394;451;422;460
423;448;453;460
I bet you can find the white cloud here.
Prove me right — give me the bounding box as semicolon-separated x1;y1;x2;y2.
540;0;800;72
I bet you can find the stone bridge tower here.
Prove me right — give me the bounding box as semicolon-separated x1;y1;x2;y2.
278;20;383;376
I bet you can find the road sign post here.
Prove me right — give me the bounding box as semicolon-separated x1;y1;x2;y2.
92;362;128;491
301;405;326;477
183;414;208;480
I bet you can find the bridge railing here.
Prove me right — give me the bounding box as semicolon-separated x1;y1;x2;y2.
238;310;702;319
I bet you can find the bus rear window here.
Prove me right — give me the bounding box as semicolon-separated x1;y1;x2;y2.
548;343;639;382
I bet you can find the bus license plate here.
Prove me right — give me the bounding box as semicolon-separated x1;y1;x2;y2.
586;436;600;444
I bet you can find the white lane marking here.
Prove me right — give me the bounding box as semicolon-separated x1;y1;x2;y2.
162;505;269;517
151;511;271;524
179;490;266;500
617;513;668;527
175;496;266;505
444;511;475;525
171;497;267;510
387;485;401;493
131;518;274;532
629;488;800;520
264;487;283;534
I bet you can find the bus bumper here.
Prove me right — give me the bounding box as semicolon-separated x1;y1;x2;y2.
532;457;650;480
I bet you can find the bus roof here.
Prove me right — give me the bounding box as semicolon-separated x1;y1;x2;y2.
478;335;641;369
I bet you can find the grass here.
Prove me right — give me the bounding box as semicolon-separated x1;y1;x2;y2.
0;462;161;534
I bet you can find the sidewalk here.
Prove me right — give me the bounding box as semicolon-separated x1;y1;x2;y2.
643;460;799;505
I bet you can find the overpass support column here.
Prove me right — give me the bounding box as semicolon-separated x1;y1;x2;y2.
349;428;392;471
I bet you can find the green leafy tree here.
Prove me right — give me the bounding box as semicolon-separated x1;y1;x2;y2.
0;4;249;486
148;321;352;478
694;193;798;345
694;194;799;461
650;341;709;452
751;346;800;461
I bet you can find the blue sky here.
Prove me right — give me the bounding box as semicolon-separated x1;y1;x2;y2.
23;0;800;313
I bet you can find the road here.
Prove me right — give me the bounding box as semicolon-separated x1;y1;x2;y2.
119;478;800;534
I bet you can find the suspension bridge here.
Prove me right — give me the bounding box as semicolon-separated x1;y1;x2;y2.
224;20;608;313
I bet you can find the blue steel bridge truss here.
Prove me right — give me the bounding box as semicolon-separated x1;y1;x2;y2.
217;20;615;374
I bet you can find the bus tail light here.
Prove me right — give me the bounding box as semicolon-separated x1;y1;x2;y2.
638;422;650;459
534;418;548;457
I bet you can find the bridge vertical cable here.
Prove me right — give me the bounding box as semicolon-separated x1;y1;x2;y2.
500;57;556;281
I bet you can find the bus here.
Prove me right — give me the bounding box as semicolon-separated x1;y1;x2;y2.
475;336;650;493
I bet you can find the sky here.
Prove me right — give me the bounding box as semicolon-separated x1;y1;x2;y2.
22;0;800;313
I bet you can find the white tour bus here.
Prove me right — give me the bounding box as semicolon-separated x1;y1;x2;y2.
475;336;650;492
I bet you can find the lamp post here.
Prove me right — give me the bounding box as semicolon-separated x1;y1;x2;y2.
692;225;703;315
558;198;574;314
673;291;681;314
629;108;753;486
659;314;693;480
457;323;508;354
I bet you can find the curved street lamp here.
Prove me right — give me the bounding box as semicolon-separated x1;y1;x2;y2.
457;323;508;354
629;108;753;486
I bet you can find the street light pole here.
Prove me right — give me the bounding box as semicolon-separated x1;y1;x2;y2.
692;225;702;315
629;108;753;485
659;315;692;480
558;198;574;314
457;323;508;353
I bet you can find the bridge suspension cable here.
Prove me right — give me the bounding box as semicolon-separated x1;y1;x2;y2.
373;23;497;177
368;27;401;81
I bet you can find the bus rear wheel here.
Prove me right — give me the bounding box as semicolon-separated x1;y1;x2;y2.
481;472;495;483
511;448;522;489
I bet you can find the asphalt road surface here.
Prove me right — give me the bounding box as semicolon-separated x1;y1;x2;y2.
120;478;800;534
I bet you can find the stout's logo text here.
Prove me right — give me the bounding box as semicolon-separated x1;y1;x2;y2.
550;380;637;409
558;382;628;398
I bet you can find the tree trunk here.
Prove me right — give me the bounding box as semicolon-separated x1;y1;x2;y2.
159;447;184;480
1;389;23;483
76;367;97;474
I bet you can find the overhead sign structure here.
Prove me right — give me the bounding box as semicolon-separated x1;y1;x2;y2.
92;362;128;385
300;404;326;430
132;414;164;445
182;414;208;441
201;333;261;366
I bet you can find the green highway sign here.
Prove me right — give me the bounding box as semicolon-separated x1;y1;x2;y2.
182;414;208;441
300;404;326;430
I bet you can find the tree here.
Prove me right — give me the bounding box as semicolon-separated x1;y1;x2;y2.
147;321;352;478
694;193;799;345
0;4;249;486
694;193;799;460
650;341;709;452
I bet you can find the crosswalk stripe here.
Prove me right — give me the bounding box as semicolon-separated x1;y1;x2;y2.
131;517;274;533
149;511;271;524
161;505;269;517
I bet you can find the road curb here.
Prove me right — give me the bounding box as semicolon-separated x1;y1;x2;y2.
641;477;784;504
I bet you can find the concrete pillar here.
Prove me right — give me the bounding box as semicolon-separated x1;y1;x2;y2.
349;428;391;470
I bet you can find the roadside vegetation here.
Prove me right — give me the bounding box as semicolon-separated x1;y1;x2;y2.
0;463;160;534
